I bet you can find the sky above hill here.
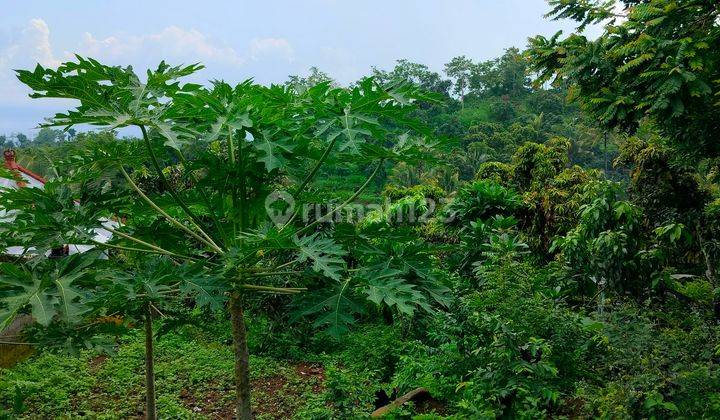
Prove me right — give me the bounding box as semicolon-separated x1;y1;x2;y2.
0;0;593;136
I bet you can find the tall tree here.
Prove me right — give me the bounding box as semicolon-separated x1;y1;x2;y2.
471;47;530;97
445;55;474;107
33;128;66;145
528;0;720;156
14;133;29;148
373;59;452;97
286;66;334;91
528;0;720;314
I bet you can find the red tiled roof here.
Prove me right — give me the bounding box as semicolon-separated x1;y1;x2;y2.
3;149;46;186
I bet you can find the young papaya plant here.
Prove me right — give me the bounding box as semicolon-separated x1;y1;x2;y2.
0;174;220;418
99;256;217;419
1;56;440;419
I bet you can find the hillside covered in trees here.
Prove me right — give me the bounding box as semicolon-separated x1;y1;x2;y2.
1;0;719;418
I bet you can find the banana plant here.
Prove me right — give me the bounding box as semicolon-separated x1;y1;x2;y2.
1;56;440;419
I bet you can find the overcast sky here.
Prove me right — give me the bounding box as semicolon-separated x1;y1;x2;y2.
1;0;590;136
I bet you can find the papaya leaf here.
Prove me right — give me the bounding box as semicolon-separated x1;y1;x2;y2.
294;233;347;281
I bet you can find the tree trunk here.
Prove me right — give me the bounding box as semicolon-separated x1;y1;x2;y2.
698;229;720;320
703;248;720;320
230;294;252;419
144;305;156;420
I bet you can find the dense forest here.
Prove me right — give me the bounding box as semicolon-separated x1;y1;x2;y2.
1;0;719;418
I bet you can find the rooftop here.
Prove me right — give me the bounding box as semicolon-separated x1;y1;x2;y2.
2;149;46;189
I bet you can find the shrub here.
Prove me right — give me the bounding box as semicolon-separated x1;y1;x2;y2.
445;180;521;227
475;161;513;184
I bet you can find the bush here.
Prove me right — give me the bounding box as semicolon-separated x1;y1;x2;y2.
475;161;513;185
0;352;93;417
576;303;720;418
390;262;599;417
445;180;521;227
383;183;446;202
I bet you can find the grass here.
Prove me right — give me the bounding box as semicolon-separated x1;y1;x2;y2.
0;322;328;419
0;315;450;419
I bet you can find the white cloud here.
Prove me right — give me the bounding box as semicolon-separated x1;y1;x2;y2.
79;26;247;67
249;37;295;62
0;19;296;111
0;18;62;106
1;19;294;80
24;19;61;68
0;18;60;70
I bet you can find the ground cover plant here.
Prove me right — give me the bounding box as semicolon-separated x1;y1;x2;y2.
1;0;720;418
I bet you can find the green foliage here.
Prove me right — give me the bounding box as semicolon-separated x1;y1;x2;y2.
294;233;451;337
616;136;708;225
577;303;720;418
382;183;445;202
475;161;513;184
0;352;93;417
552;180;645;294
291;278;363;338
389;263;599;418
3;55;442;335
322;365;379;417
444;56;474;101
0;323;327;419
470;47;530;98
373;59;452;97
0;253;99;329
446;180;521;226
511;139;569;190
529;0;720;156
3;17;720;418
293;234;347;281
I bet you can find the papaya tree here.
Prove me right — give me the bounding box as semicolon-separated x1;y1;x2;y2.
0;56;439;419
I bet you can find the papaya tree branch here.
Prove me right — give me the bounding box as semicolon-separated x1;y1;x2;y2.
138;124;221;248
228;126;240;240
239;284;307;293
173;150;229;246
88;238;205;263
119;166;224;254
244;270;304;278
104;227;198;260
297;159;384;235
281;132;340;231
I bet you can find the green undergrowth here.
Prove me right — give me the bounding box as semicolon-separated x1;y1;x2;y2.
0;321;320;419
2;266;720;419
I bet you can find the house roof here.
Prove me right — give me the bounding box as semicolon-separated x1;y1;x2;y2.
2;149;115;257
3;149;46;188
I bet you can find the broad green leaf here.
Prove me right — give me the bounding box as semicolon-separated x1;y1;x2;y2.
0;257;93;328
180;277;228;311
255;132;295;171
291;279;363;338
294;234;347;281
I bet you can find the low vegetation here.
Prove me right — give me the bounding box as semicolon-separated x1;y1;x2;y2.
1;0;719;418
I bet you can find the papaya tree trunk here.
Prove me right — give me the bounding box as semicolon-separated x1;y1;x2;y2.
230;293;252;419
144;304;156;420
